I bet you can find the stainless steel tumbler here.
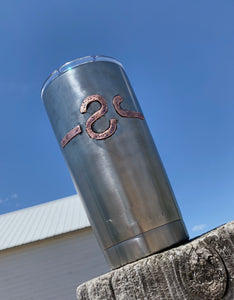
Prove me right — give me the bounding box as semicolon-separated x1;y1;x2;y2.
41;55;188;269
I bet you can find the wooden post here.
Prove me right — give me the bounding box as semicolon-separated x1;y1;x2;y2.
77;221;234;300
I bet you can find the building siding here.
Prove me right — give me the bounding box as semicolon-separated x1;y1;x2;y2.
0;195;90;251
0;228;109;300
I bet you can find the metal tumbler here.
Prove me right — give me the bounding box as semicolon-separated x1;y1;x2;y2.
41;55;188;269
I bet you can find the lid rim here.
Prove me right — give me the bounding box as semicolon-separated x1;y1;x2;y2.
41;55;123;98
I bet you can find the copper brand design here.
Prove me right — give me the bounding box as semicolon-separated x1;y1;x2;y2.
61;94;144;148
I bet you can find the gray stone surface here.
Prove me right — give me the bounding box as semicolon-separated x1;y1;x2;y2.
77;222;234;300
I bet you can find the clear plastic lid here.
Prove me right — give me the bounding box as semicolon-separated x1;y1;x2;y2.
41;55;123;97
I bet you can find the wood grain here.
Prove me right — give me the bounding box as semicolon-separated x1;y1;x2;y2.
77;221;234;300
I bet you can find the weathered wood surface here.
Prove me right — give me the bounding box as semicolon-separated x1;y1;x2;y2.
77;222;234;300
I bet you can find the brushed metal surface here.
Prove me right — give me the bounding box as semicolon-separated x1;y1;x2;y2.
42;56;188;269
104;219;188;269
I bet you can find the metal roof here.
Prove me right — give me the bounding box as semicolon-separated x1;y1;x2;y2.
0;194;90;251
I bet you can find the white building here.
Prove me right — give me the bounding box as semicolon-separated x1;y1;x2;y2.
0;195;109;300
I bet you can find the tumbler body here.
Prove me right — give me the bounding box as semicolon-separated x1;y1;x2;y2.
42;56;188;269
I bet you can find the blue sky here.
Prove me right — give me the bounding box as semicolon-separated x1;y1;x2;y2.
0;0;233;238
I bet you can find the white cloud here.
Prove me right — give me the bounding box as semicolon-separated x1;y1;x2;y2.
0;193;18;204
11;193;18;199
0;197;9;204
192;224;206;232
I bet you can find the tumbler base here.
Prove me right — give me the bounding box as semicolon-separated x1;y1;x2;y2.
104;219;189;269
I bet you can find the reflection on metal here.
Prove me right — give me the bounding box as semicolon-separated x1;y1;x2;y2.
42;56;189;270
80;94;117;140
61;125;82;148
113;95;144;120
